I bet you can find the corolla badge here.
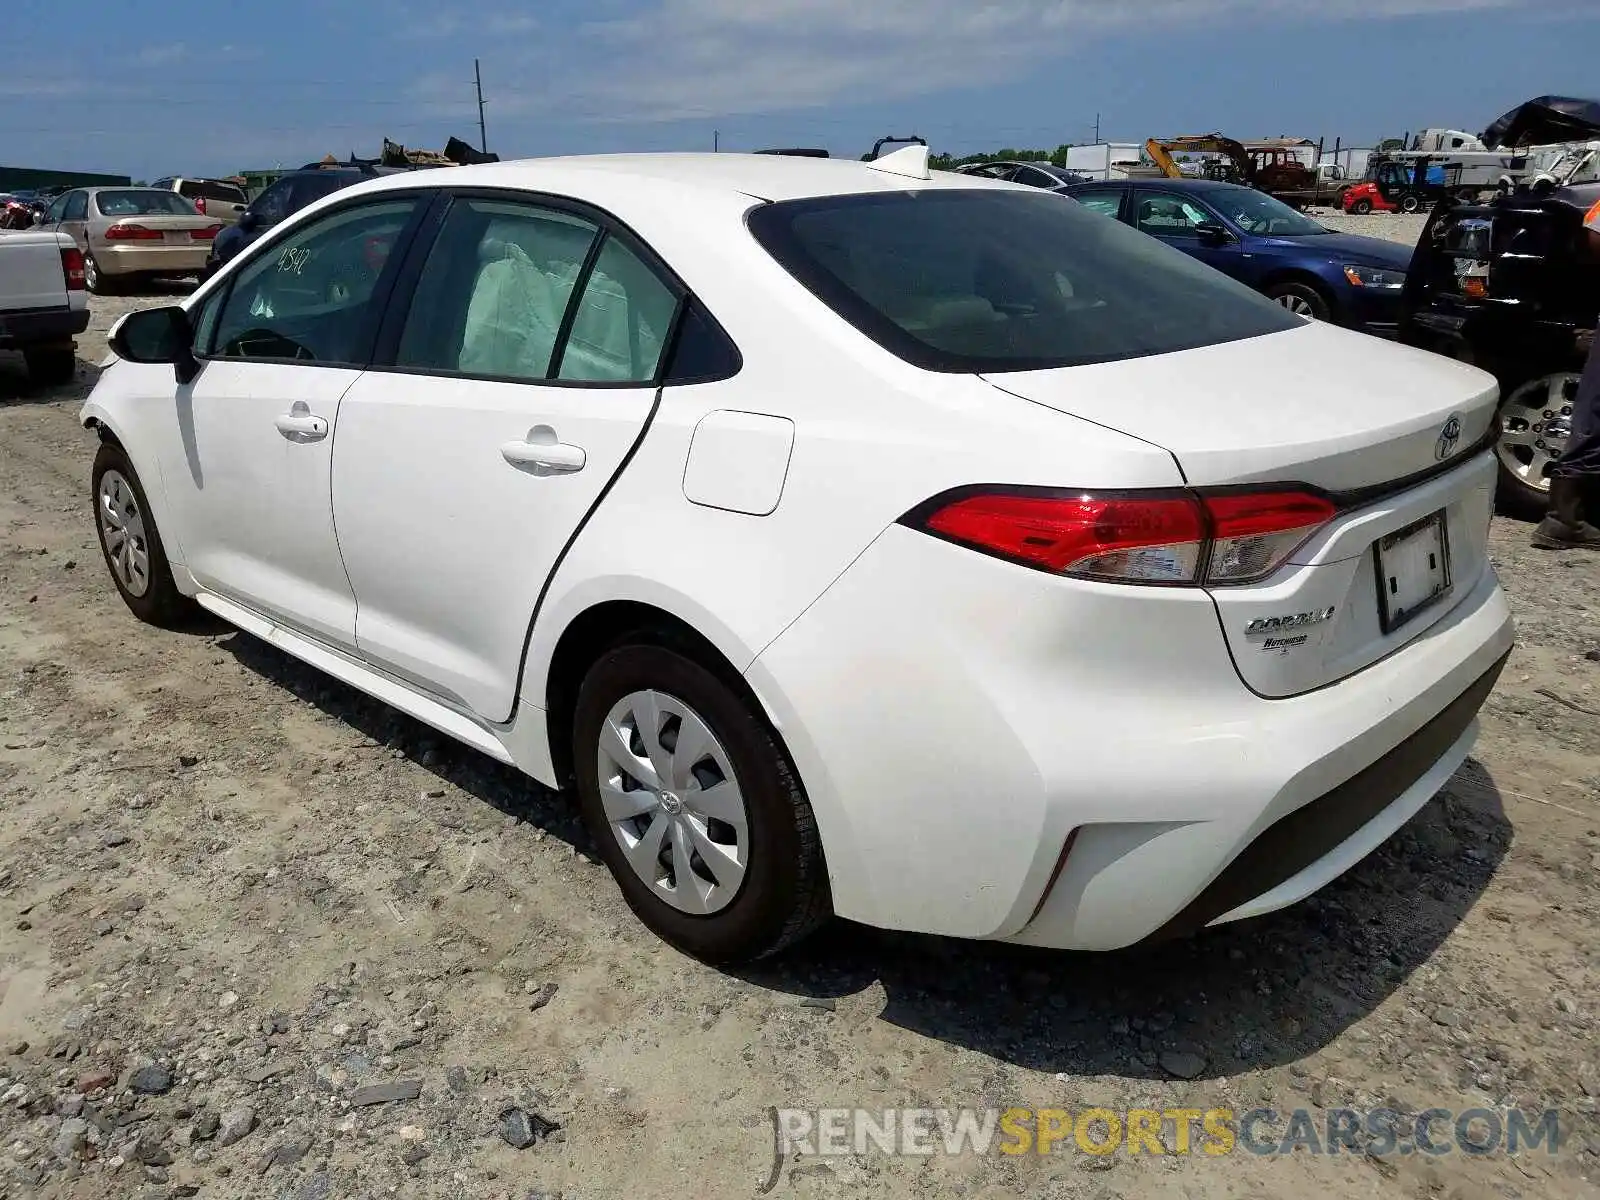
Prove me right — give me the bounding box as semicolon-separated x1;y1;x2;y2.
1435;413;1464;461
1244;607;1337;637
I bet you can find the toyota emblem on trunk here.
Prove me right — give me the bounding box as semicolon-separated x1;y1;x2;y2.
1435;414;1464;461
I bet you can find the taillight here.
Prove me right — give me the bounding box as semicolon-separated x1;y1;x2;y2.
193;196;207;215
910;487;1336;587
190;224;223;240
60;246;85;291
103;223;163;241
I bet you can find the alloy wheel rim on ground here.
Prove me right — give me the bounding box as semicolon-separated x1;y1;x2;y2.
597;689;749;915
97;470;151;597
1275;294;1316;318
84;256;99;289
1496;373;1581;495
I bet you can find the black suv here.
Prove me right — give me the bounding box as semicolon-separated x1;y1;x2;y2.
206;165;401;276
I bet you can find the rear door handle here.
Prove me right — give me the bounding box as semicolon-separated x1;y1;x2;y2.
501;425;586;475
275;401;328;442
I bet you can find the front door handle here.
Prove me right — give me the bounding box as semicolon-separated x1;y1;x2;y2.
501;425;586;475
275;401;328;442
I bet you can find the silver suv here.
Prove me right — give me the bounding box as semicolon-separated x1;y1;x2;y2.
147;177;249;226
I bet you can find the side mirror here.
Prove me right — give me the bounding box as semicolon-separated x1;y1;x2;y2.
237;210;261;233
1195;221;1230;247
109;305;202;385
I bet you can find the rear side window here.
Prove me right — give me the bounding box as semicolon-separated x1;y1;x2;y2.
179;180;247;204
747;189;1301;372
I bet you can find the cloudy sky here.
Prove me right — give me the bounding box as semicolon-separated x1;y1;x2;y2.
0;0;1590;179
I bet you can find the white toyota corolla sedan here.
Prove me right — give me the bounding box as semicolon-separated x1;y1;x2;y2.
83;148;1514;963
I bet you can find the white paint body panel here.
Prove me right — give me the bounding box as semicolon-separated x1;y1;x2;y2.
78;153;1517;951
0;229;81;312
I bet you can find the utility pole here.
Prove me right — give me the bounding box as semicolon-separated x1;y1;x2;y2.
714;130;720;153
1094;112;1100;143
475;59;488;153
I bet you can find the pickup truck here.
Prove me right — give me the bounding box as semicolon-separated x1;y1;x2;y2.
0;229;89;385
1267;164;1356;210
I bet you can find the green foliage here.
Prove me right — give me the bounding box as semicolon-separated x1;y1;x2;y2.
929;144;1076;171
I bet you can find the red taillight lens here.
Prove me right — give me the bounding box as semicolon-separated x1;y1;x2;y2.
913;488;1336;587
60;246;85;290
190;224;223;240
1204;491;1337;584
193;196;207;215
923;492;1207;584
104;223;163;241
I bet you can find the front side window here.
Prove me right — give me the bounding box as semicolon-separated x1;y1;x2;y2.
1135;193;1214;239
250;179;296;225
747;188;1301;373
94;190;198;218
46;193;72;223
62;192;87;222
209;197;419;364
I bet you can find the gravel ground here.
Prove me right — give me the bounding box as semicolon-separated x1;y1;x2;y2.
1314;210;1431;245
0;283;1597;1200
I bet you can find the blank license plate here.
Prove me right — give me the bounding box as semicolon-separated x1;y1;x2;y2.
1375;511;1452;633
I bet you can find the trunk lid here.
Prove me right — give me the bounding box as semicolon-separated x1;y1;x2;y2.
982;321;1499;493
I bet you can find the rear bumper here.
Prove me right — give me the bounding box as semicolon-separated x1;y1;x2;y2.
0;303;90;351
747;525;1514;949
99;243;211;277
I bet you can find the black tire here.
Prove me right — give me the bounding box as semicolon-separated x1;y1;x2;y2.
84;254;119;296
23;347;76;387
1349;197;1373;215
1400;194;1422;214
91;441;196;627
572;643;830;964
1265;280;1332;323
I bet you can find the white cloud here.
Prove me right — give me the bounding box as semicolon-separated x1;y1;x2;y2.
540;0;1530;122
136;42;189;67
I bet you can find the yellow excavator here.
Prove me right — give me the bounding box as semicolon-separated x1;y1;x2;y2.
1144;135;1254;183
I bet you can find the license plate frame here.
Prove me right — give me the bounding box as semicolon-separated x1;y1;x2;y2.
1374;510;1453;635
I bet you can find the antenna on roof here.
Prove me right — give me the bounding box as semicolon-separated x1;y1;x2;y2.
866;143;932;182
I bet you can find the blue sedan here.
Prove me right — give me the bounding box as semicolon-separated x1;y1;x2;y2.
1060;179;1412;335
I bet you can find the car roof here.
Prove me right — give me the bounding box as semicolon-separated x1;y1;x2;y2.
345;152;1018;204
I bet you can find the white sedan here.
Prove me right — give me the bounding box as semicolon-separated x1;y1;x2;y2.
82;147;1514;963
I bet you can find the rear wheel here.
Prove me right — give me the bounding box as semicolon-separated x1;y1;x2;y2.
91;441;196;626
23;347;75;387
1399;194;1422;214
1265;281;1331;322
1494;371;1582;520
572;643;830;963
84;254;118;295
1349;197;1373;215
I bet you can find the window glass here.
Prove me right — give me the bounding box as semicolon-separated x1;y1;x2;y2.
747;189;1300;373
180;180;248;204
210;198;418;364
1073;192;1123;219
396;198;600;381
190;287;225;354
1135;194;1213;239
557;236;679;383
95;190;197;217
63;193;87;222
46;193;71;223
250;179;296;225
1205;187;1327;236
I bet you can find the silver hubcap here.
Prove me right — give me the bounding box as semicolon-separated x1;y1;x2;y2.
1496;373;1580;495
97;470;151;597
1275;293;1316;319
597;690;748;915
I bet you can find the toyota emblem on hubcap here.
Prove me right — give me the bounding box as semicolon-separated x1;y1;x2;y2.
1435;413;1464;461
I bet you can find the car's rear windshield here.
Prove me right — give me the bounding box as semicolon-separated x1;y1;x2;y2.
746;189;1302;372
178;180;246;204
95;190;197;217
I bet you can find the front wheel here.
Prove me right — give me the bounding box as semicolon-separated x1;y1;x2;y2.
1494;372;1582;521
1265;281;1331;322
1349;197;1373;215
572;644;830;964
91;442;196;626
1399;194;1422;214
